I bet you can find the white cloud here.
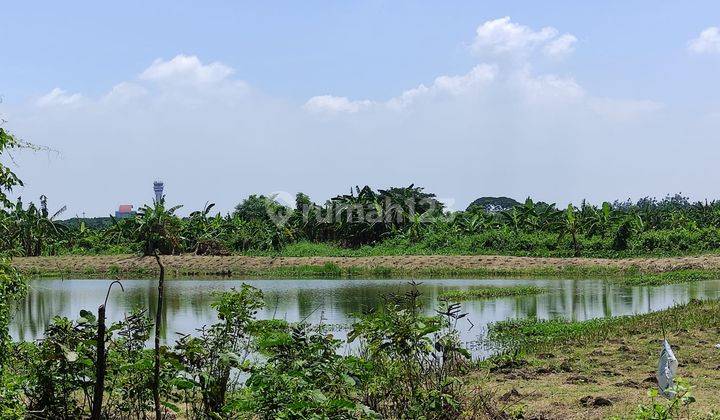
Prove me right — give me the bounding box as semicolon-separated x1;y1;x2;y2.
544;34;578;58
422;64;498;96
139;54;235;84
36;88;83;107
306;64;498;114
514;71;584;103
303;95;374;114
9;23;697;218
388;64;498;109
470;17;576;58
688;27;720;54
103;82;148;103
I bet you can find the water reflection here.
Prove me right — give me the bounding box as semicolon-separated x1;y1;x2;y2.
11;278;720;356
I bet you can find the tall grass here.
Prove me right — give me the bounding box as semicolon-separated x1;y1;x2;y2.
484;299;720;355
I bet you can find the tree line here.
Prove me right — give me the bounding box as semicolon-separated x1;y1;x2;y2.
3;187;720;258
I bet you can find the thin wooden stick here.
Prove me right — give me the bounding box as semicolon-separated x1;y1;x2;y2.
90;304;106;420
91;280;123;420
153;251;165;420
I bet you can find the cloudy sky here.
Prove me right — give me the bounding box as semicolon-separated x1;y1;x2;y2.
1;1;719;216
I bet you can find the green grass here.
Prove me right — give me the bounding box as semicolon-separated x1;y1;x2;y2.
16;256;720;288
438;286;546;301
246;237;720;259
483;298;720;356
473;298;720;417
617;269;720;286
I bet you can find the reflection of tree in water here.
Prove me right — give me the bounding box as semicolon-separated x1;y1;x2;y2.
603;285;613;318
333;285;432;316
11;278;720;348
259;283;442;325
578;281;601;320
16;282;94;340
512;294;538;319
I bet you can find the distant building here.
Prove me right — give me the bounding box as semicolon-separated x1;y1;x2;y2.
115;204;135;219
153;181;164;203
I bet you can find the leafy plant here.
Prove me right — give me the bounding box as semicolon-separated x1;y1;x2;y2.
172;285;264;418
627;378;696;419
241;324;372;419
348;283;469;419
135;198;183;255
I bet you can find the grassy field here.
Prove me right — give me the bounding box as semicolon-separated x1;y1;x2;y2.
468;299;720;419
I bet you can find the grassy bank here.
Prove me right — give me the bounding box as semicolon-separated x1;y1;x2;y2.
469;299;720;418
12;254;720;287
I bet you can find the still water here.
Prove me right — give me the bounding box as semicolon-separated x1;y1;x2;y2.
11;278;720;356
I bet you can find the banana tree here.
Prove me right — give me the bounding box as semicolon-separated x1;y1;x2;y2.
6;196;67;256
583;201;615;238
456;211;495;234
499;207;523;232
515;198;539;231
135;198;183;255
555;204;581;257
183;202;229;254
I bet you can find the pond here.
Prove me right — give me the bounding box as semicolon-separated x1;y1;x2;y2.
11;277;720;357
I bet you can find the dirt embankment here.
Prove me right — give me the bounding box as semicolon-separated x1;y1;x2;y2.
11;253;720;277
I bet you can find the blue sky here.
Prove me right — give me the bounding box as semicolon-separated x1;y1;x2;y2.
1;1;719;216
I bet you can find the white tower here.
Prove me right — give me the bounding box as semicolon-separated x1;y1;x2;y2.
153;181;164;203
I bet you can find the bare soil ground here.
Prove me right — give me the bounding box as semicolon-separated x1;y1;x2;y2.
11;253;720;276
468;322;720;419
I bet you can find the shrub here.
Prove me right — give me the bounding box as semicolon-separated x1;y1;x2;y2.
172;285;264;417
348;285;469;419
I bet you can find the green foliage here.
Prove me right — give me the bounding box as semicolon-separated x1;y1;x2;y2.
241;324;373;419
0;128;23;208
0;259;25;367
102;309;156;417
348;285;469;419
0;259;26;418
466;196;521;212
21;313;99;417
8;307;178;419
627;378;696;419
172;285;264;417
135;197;184;255
0;196;67;256
484;299;720;358
5;185;720;258
485;316;618;355
234;194;288;224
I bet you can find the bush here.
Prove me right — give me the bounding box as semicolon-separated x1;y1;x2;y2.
172;285;264;417
240;324;372;419
348;285;469;419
